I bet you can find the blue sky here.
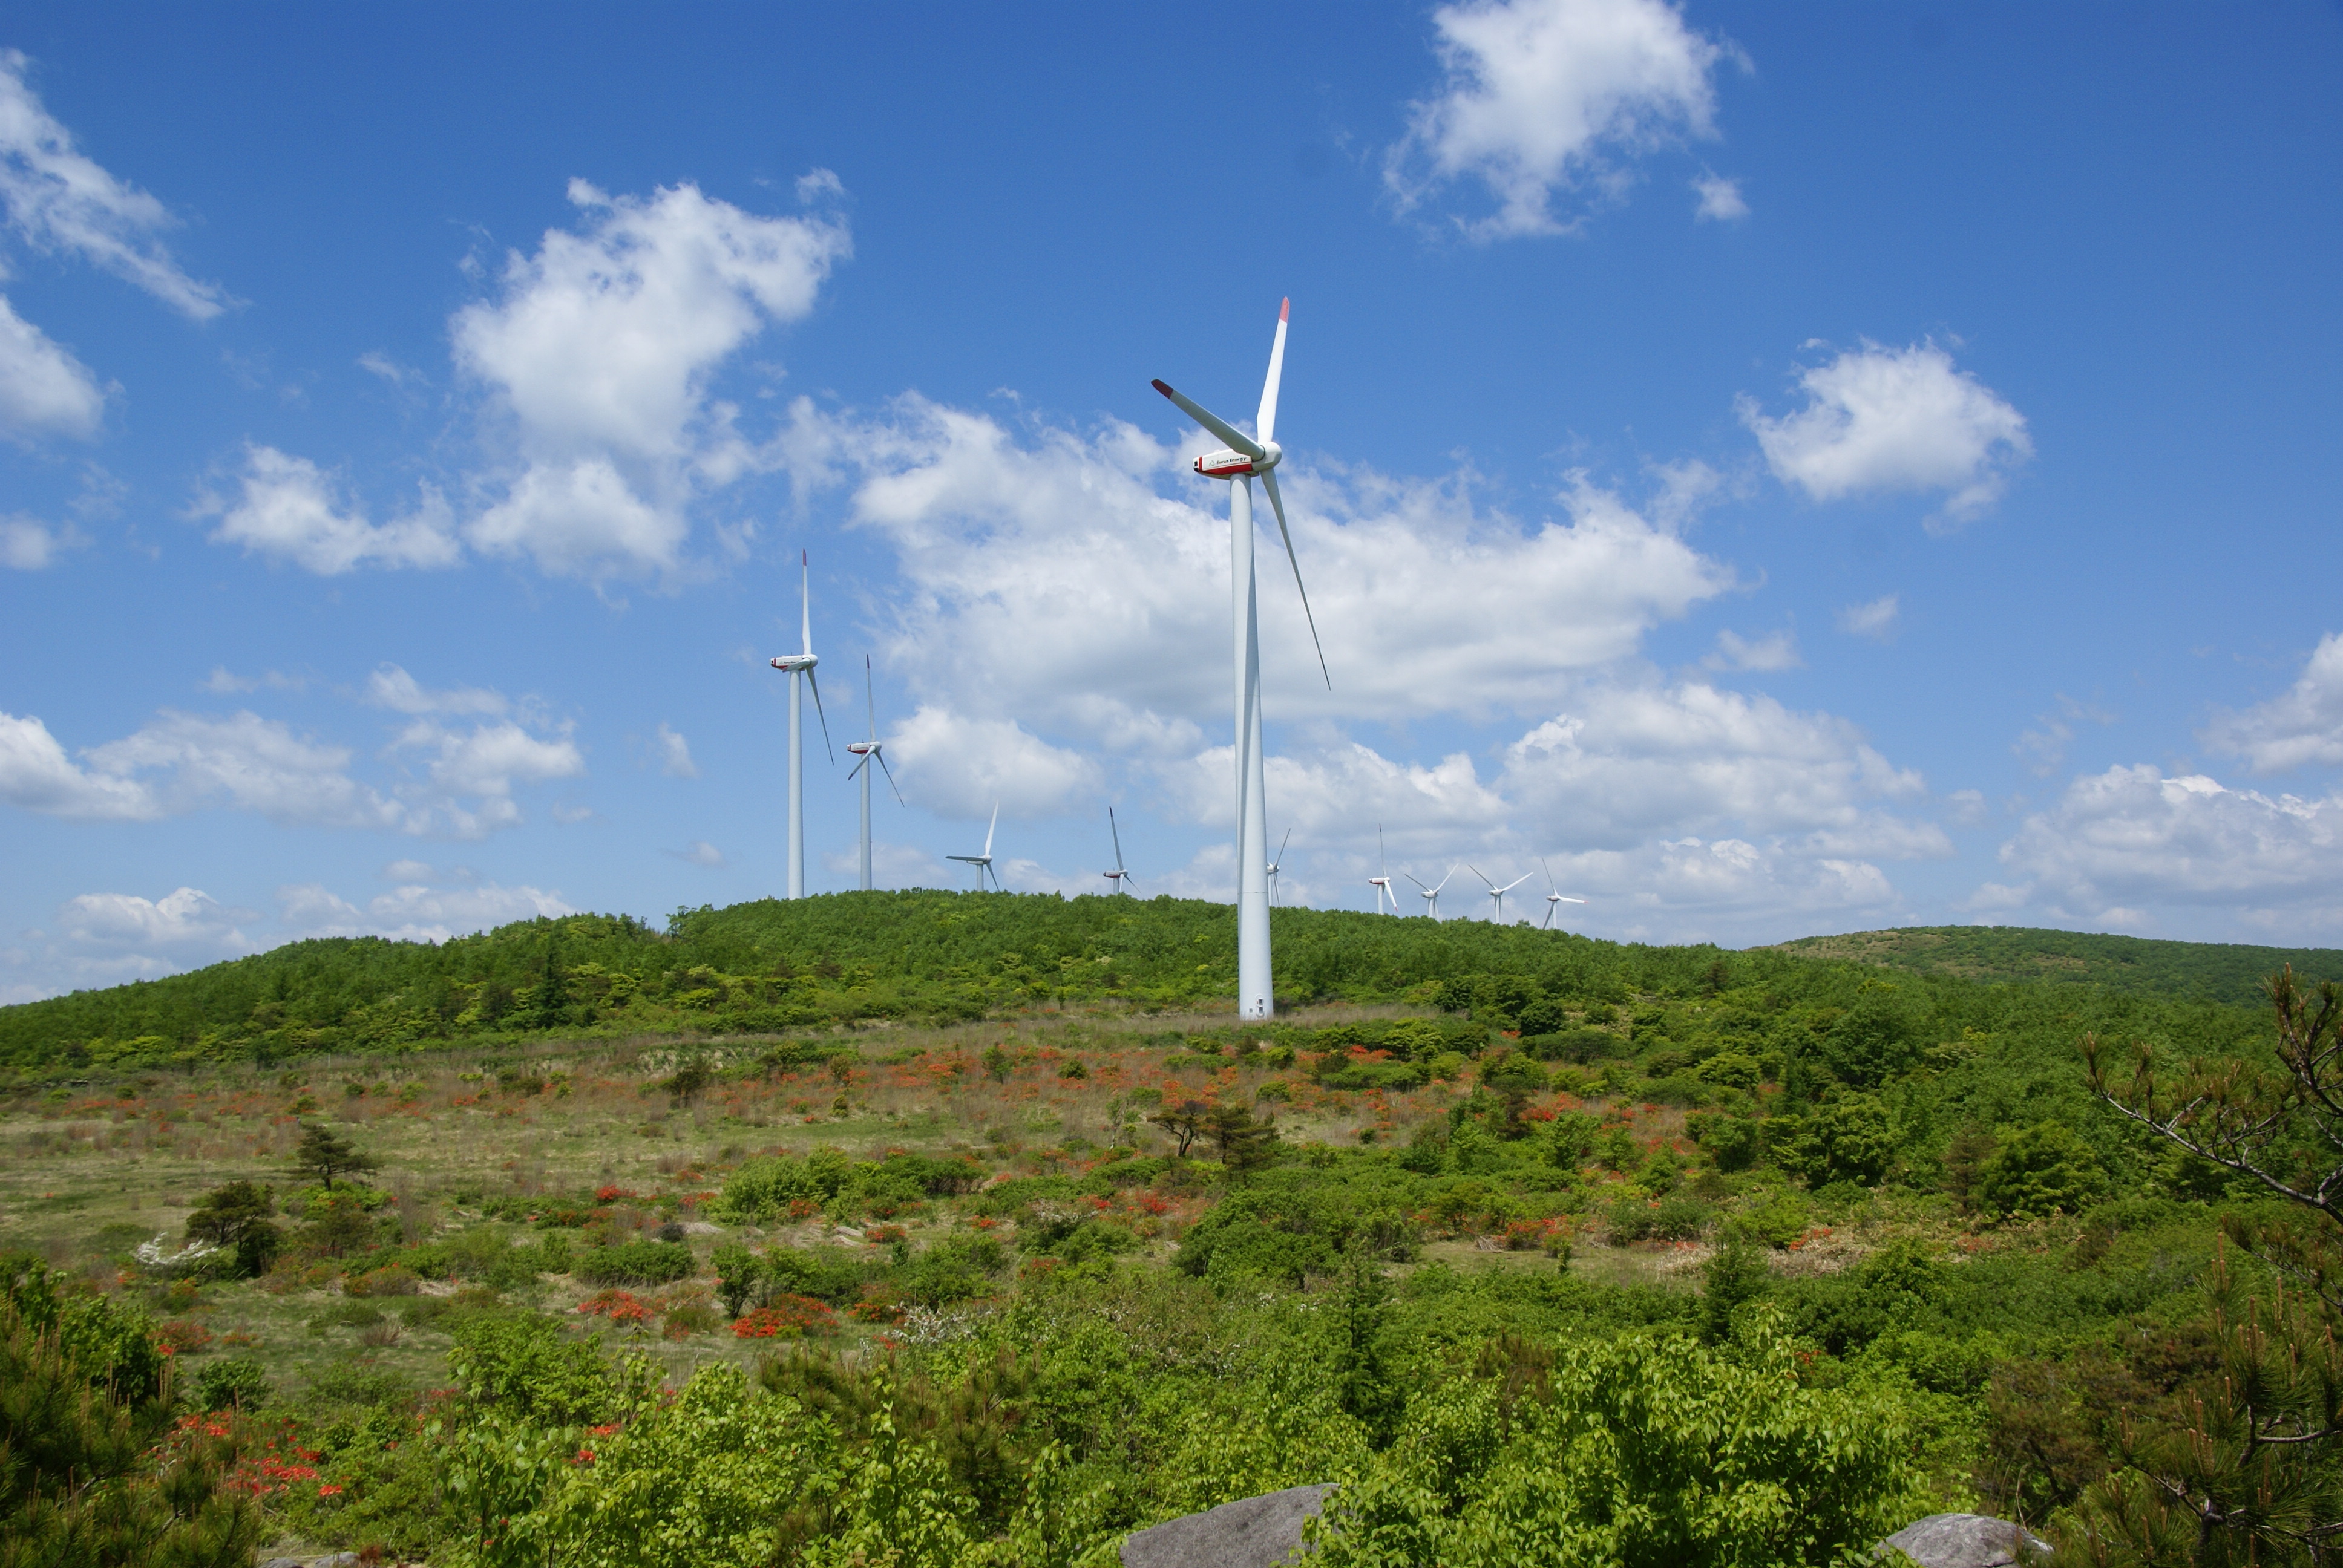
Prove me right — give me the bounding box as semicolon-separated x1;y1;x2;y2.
4;1;2342;1000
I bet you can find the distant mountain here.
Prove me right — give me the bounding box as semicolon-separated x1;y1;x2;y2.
1765;926;2343;1010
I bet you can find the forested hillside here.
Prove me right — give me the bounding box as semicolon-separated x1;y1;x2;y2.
1768;924;2343;1008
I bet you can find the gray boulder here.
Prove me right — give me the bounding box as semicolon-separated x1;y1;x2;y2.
1880;1512;2050;1567
1121;1483;1335;1568
257;1560;306;1568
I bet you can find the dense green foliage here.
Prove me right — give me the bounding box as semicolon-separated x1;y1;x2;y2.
1772;925;2343;1010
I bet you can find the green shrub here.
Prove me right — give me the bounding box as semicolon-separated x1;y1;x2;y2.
1974;1122;2108;1221
574;1240;695;1286
448;1315;613;1426
190;1356;271;1412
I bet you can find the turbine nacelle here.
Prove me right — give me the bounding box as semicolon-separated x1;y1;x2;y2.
770;653;818;673
1193;439;1282;479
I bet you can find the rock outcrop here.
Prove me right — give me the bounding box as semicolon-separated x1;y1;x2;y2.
1119;1482;1334;1568
1879;1512;2050;1566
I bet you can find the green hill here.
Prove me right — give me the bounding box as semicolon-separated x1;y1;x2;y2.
1766;925;2343;1010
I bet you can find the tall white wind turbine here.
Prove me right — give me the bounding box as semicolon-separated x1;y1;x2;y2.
1104;806;1135;895
1470;866;1534;923
1367;825;1399;914
947;803;1002;892
1405;866;1458;920
1267;828;1292;907
844;656;903;892
1152;298;1328;1021
1539;858;1589;930
767;550;833;899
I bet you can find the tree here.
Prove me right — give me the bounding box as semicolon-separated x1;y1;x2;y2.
1972;1122;2105;1220
183;1181;281;1277
290;1120;378;1190
1150;1099;1208;1158
2077;966;2343;1563
1205;1103;1280;1172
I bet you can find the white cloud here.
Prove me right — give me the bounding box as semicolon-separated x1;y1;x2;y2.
202;444;460;573
0;710;157;818
385;718;585;837
655;722;698;778
1838;594;1899;639
365;663;506;717
1946;788;1989;828
202;667;306;694
1387;0;1735;240
453;177;848;578
85;710;402;828
1702;627;1798;671
1691;171;1748;221
279;878;575;943
0;293;103;440
0;512;80;567
58;886;249;950
0;51;229;319
2013;695;2115;777
815;396;1732;730
885;704;1101;820
1998;764;2343;924
1740;341;2030;524
670;840;726;868
2203;633;2343;774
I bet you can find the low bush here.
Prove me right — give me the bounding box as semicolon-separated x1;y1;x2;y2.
573;1240;695;1287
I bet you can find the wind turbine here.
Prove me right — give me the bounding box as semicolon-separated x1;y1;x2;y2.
844;656;903;892
1367;825;1398;914
767;550;833;900
1539;858;1589;930
1152;298;1328;1021
1405;866;1458;920
1470;866;1533;923
947;804;1001;892
1266;828;1292;906
1104;806;1135;895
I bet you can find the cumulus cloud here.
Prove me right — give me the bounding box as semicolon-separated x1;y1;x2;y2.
0;52;229;319
655;722;698;778
0;710;162;818
453;177;849;578
669;840;726;868
0;512;81;568
811;396;1732;729
83;710;402;828
365;664;506;717
885;704;1101;820
1740;341;2030;524
2014;695;2115;777
0;293;103;440
277;878;574;943
57;886;249;950
201;445;460;573
1998;765;2343;926
1838;594;1899;639
385;717;585;837
1691;171;1748;221
1702;627;1798;671
2203;633;2343;774
1386;0;1735;240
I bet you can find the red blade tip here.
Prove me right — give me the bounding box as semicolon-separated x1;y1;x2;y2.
1150;379;1173;397
1279;298;1289;321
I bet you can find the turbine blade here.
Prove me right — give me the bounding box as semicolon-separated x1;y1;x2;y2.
1404;872;1430;893
1468;864;1495;892
1150;380;1263;460
1259;469;1330;688
1553;896;1588;904
1274;826;1291;866
801;550;812;656
1432;866;1457;893
1257;297;1288;444
805;667;834;763
848;754;870;780
1499;874;1533;893
874;750;906;806
984;802;998;858
1109;805;1127;872
865;654;876;742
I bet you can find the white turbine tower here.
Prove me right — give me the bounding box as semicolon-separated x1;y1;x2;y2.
948;804;1002;891
1152;298;1328;1021
1405;866;1458;920
1539;858;1589;929
1104;806;1135;895
844;656;903;892
1367;825;1399;914
1470;866;1533;923
767;550;832;899
1267;828;1292;906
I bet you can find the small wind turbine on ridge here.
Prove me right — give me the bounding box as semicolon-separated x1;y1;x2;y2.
1469;866;1533;923
1104;806;1135;895
1266;828;1292;906
947;804;1002;892
1367;825;1398;914
844;656;903;892
767;549;833;900
1151;296;1328;1021
1539;858;1588;930
1405;865;1458;920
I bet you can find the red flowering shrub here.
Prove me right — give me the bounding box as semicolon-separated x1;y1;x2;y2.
731;1294;838;1338
159;1319;212;1354
575;1290;656;1325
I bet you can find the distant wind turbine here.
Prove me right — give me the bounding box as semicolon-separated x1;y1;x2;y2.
1367;825;1399;914
1152;296;1328;1021
1470;866;1533;923
1405;866;1458;920
767;550;833;899
1104;806;1135;895
844;656;903;892
947;804;1002;892
1539;858;1589;930
1267;828;1292;906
